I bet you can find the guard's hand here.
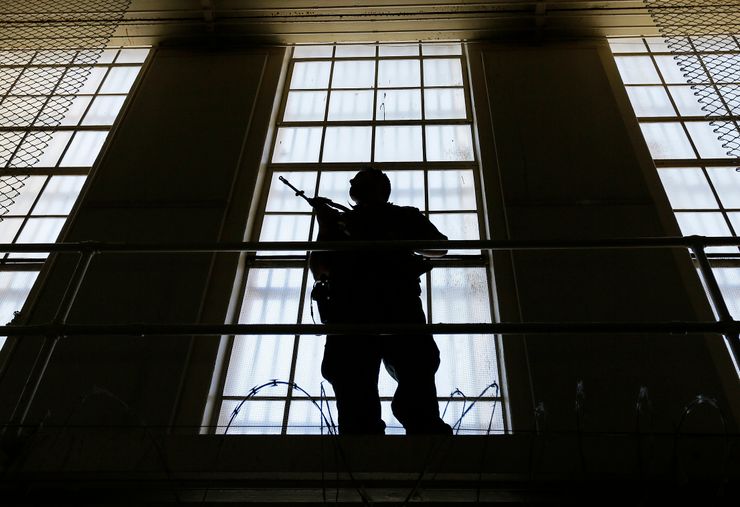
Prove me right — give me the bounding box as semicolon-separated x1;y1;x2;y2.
309;197;340;226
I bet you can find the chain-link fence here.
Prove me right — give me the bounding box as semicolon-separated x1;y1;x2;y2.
646;0;740;159
0;0;130;218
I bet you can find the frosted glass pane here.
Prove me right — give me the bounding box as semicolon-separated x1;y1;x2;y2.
692;35;739;52
608;38;647;53
430;268;491;323
424;88;466;119
55;95;92;126
376;89;421;120
428;169;476;210
99;66;140;93
81;95;125;125
685;122;734;158
74;67;107;94
713;268;740;320
707;168;740;208
429;213;479;254
425;125;474;161
272;127;322;163
721;85;740;115
331;61;375;89
223;335;294;396
656;55;707;84
0;218;23;243
322;127;372;162
36;95;78;126
327;90;373;121
440;401;505;434
258;214;312;255
293;45;333;58
675;212;734;253
626;86;674;117
422;43;463;56
12;67;64;95
290;61;331;89
639;123;695;159
380;401;406;435
60;131;108;167
0;131;24;166
76;49;117;64
423;59;463;87
217;400;284;435
645;36;674;52
705;55;740;83
0;270;39;348
377;59;420;88
286;400;338;434
239;268;303;324
374;125;423;162
379;44;419;57
5;176;46;215
386;170;425;208
435;335;498;395
728;213;740;235
614;56;661;84
266;171;317;212
0;68;22;94
116;48;149;63
0;96;45;126
657;168;717;209
13;131;73;168
32;176;85;215
669;85;710;116
13;218;66;258
335;44;376;58
284;91;327;121
317;171;354;205
293;336;334;397
31;49;74;64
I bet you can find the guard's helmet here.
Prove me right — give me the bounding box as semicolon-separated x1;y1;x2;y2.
349;168;391;205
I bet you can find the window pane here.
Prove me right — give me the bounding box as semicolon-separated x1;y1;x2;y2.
429;213;480;254
283;91;327;121
707;168;740;208
424;88;466;119
721;85;740;115
669;85;711;116
327;90;373;121
0;68;22;94
290;61;331;89
32;175;86;215
421;43;463;56
639;122;695;159
657;168;717;209
12;217;66;258
385;170;425;209
423;59;463;86
430;267;492;323
376;89;421;120
647;36;680;52
322;126;372;162
74;67;107;94
377;59;420;88
286;399;339;434
12;67;64;95
331;61;375;89
4;176;46;215
116;48;149;63
293;45;333;58
335;45;376;58
32;50;76;65
239;268;303;324
216;399;284;435
714;268;740;320
374;125;423;162
272;127;322;163
265;171;317;212
0;217;23;243
626;86;675;117
425;125;474;161
656;55;707;84
60;131;108;167
0;270;39;348
0;96;45;126
615;56;661;84
81;95;126;126
729;213;740;235
428;169;476;210
317;171;354;204
0;131;24;166
439;401;504;434
258;214;312;255
50;95;92;126
379;44;419;57
675;212;734;253
99;66;140;93
434;334;499;395
223;335;294;397
13;131;73;168
685;122;735;158
293;336;334;397
704;54;740;83
608;38;647;53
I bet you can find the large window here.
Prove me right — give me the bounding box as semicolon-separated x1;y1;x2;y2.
212;42;506;435
0;47;149;348
611;36;740;317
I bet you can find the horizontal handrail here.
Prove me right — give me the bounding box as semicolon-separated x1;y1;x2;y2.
1;321;739;337
0;235;740;253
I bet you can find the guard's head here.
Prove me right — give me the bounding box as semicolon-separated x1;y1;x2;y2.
349;168;391;206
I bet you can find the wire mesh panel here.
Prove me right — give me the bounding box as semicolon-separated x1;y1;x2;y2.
215;42;505;435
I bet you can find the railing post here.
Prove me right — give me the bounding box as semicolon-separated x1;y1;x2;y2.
691;237;740;370
4;247;96;437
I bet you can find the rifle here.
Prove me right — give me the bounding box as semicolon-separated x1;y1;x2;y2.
278;176;351;213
